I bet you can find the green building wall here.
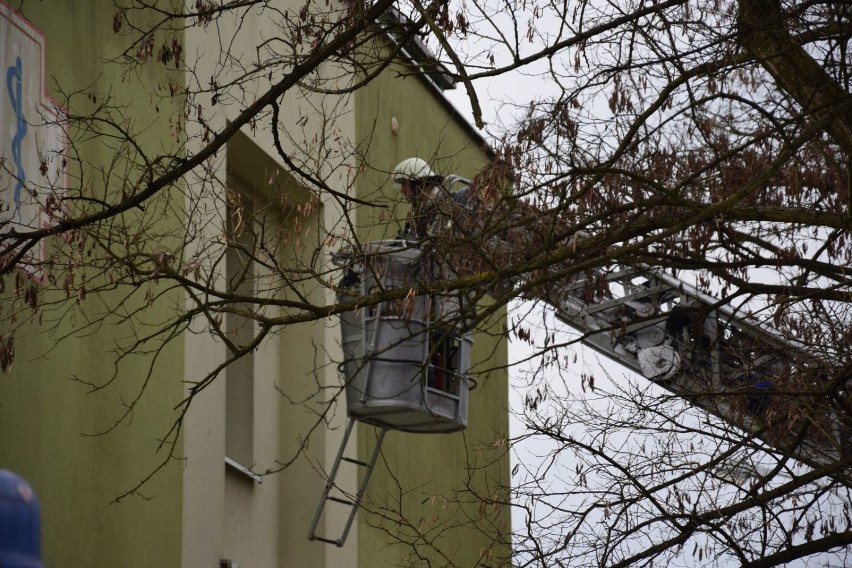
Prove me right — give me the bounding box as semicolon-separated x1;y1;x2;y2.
0;2;185;566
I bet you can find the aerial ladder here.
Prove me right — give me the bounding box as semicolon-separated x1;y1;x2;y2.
425;173;850;472
379;171;850;477
310;172;851;545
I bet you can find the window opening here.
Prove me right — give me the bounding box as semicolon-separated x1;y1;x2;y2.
224;188;256;469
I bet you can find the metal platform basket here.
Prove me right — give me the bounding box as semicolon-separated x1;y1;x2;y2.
337;241;472;433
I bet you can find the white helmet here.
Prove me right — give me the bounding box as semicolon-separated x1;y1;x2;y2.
391;157;441;187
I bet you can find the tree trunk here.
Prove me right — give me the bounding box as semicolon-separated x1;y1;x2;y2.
737;0;852;156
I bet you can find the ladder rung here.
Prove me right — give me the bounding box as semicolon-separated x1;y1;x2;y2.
312;536;343;546
342;456;371;467
328;496;355;506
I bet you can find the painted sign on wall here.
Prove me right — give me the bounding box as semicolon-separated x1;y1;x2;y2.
1;2;66;276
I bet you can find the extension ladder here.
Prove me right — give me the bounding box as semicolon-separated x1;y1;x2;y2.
307;419;387;546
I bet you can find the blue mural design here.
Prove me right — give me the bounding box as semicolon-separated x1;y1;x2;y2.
6;55;27;219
